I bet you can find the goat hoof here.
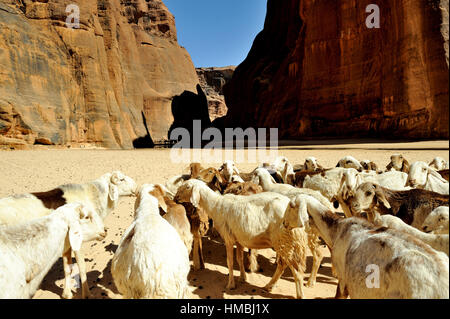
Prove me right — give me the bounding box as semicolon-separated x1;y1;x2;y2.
247;265;260;273
263;285;273;292
62;291;73;299
193;264;205;271
305;281;315;288
239;276;247;283
226;283;236;290
82;292;92;299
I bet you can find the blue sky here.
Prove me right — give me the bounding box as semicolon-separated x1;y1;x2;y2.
163;0;267;68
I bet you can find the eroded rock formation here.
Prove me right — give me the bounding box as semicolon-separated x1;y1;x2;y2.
223;0;449;139
0;0;199;148
196;67;235;122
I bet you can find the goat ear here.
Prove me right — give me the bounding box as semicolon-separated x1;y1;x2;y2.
215;172;224;184
286;173;295;186
402;160;410;172
212;176;222;192
75;204;88;219
233;166;240;175
270;174;277;184
109;183;119;202
404;178;412;188
298;198;309;228
110;172;121;185
151;186;168;213
68;220;83;252
158;196;168;213
428;167;448;182
374;187;391;209
190;186;201;208
289;198;296;208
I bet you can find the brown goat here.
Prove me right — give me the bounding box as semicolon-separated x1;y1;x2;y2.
177;164;223;270
347;182;449;228
189;163;204;179
147;185;193;255
182;203;209;270
196;167;224;193
361;161;380;172
223;181;263;195
385;154;410;173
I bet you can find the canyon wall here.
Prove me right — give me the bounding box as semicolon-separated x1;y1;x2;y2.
196;66;234;122
223;0;449;140
0;0;199;149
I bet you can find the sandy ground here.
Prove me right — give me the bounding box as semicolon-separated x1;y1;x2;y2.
0;140;448;299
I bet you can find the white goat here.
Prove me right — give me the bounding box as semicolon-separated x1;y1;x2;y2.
164;174;188;199
429;157;450;171
174;179;310;293
406;161;449;195
336;156;363;171
301;194;449;299
297;167;359;217
251;167;334;287
0;203;106;299
373;214;449;256
304;157;323;172
257;156;292;183
0;171;137;225
281;161;295;184
354;170;410;191
422;206;449;234
111;184;191;299
218;160;241;183
386;154;410;173
263;195;309;298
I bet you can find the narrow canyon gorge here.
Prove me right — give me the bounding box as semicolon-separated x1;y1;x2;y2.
0;0;448;149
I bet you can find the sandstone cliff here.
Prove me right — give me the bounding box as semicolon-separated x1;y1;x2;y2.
0;0;199;149
196;66;235;122
223;0;449;140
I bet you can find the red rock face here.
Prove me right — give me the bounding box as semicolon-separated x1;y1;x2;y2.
224;0;449;140
196;67;235;122
0;0;199;148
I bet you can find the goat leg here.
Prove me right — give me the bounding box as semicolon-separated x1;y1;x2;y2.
305;231;324;287
235;243;247;283
225;242;236;289
264;256;286;292
245;249;260;273
62;248;73;299
289;264;305;299
74;249;91;299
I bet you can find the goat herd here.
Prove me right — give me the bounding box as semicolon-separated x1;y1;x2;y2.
0;154;449;299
